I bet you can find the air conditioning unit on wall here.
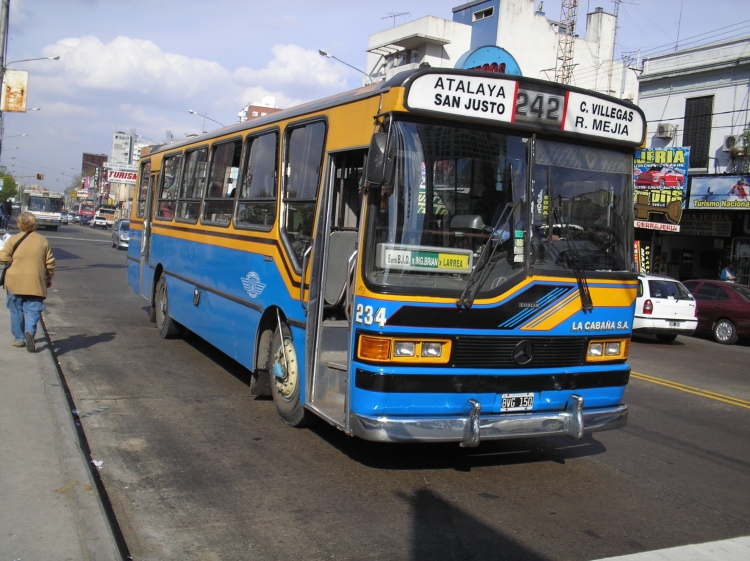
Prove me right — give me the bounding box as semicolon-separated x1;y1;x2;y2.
723;135;738;152
655;123;676;139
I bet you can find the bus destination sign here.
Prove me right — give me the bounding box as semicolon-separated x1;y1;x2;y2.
405;72;645;145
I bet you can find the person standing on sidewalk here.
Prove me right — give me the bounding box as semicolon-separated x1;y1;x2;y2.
0;212;55;351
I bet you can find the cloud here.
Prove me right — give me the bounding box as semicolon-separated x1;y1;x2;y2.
36;35;352;113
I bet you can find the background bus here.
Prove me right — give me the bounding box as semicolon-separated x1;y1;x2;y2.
77;202;95;225
128;68;645;446
21;189;63;230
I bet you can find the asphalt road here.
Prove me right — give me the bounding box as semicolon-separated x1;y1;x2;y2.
40;224;750;561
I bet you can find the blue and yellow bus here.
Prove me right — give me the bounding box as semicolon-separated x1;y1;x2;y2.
128;68;645;445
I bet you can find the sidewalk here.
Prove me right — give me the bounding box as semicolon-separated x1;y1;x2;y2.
0;299;122;560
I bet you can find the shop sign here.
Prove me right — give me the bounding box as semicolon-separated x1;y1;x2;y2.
633;241;651;274
688;175;750;210
634;147;690;214
634;220;680;232
679;214;732;237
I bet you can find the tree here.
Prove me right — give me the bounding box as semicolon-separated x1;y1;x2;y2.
64;174;83;196
0;167;18;201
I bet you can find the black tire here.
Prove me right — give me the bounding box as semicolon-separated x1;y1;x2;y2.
269;322;312;427
112;238;116;248
51;226;58;231
655;334;677;343
713;319;738;345
154;275;180;339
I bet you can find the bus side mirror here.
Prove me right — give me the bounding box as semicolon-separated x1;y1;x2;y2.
365;132;394;187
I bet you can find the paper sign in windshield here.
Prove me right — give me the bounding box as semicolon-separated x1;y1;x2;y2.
378;244;472;273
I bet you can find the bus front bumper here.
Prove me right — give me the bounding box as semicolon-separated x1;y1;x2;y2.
350;395;627;445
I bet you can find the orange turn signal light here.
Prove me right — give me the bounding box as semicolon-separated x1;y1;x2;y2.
358;336;391;361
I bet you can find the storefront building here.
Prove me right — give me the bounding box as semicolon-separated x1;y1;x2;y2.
635;37;750;285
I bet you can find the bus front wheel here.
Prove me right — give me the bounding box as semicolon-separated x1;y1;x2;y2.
155;276;180;339
269;323;311;427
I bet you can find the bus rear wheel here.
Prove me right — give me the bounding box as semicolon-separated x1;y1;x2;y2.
269;323;311;427
155;276;180;339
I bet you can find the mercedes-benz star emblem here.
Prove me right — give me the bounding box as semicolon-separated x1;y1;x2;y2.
513;340;534;365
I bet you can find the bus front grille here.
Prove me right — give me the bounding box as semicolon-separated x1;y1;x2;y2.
451;337;587;369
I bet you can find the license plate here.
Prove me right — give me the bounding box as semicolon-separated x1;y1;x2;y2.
669;321;681;327
501;392;534;412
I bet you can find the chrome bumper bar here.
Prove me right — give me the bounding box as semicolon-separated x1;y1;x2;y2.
350;395;627;445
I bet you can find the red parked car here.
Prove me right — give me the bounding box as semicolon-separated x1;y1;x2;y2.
635;166;685;187
681;280;750;344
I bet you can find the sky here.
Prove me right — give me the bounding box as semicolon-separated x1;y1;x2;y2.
2;0;747;193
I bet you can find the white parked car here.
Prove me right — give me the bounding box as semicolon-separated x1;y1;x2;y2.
90;214;108;229
633;274;697;343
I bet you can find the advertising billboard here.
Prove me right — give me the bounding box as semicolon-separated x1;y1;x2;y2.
634;147;690;210
0;70;28;113
688;175;750;210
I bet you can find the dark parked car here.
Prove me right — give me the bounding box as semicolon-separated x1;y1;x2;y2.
682;280;750;344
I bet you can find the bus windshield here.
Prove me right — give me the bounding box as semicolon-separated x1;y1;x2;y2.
364;120;528;296
29;196;62;213
531;140;633;273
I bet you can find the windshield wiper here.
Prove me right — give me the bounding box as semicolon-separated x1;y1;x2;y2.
553;207;594;311
456;201;519;309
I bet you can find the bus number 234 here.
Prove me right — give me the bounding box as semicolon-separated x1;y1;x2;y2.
355;304;387;328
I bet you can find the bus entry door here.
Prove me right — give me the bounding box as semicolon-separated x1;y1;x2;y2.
140;172;158;297
306;151;364;429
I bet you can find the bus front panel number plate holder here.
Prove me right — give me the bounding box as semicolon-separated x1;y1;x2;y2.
501;392;534;412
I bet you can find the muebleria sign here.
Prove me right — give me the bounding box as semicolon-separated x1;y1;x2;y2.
688;176;750;210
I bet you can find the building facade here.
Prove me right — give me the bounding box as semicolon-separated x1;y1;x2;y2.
636;37;750;285
366;0;638;100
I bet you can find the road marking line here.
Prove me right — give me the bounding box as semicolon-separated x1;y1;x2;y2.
631;371;750;410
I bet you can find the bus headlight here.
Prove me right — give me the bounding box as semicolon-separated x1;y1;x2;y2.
357;335;451;364
394;341;416;357
421;342;443;357
586;339;629;362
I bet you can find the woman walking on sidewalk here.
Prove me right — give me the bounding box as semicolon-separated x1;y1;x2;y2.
0;212;55;351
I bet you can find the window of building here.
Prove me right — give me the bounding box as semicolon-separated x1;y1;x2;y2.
283;121;326;265
176;148;207;222
236;131;278;229
203;139;242;225
683;96;713;169
473;7;494;21
136;160;151;218
155;153;182;221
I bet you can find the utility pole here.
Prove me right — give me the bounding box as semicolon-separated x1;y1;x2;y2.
0;0;10;165
606;0;622;96
554;0;578;85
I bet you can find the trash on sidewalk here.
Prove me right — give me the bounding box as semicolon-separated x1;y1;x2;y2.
90;459;103;468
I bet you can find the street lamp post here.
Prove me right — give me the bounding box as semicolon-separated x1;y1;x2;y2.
318;50;372;84
188;109;225;133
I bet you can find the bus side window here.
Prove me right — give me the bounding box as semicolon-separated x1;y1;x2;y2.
236;131;278;230
136;161;151;218
283;121;326;265
203;139;242;226
176;148;207;223
155;153;182;221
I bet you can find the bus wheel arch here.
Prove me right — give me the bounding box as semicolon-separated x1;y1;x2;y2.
250;308;277;397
